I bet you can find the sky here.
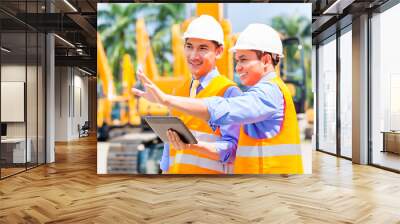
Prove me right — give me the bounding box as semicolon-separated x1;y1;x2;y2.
224;3;312;33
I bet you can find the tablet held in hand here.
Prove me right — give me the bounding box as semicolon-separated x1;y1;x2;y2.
144;116;198;144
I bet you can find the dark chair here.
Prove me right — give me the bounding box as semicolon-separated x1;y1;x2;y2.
78;121;90;138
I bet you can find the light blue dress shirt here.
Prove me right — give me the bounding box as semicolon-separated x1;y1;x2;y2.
203;72;284;139
160;68;241;171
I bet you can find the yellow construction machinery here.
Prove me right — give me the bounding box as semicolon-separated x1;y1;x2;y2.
281;37;307;114
97;32;113;128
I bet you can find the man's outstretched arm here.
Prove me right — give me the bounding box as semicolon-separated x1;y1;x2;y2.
132;69;211;121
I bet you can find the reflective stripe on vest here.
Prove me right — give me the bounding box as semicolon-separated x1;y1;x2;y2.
169;154;225;173
191;130;222;142
236;144;301;157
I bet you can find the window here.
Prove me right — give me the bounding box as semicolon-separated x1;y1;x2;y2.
339;28;352;158
317;36;337;154
370;3;400;171
0;0;46;179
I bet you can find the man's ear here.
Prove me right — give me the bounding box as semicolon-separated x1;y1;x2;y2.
261;53;271;67
215;46;224;59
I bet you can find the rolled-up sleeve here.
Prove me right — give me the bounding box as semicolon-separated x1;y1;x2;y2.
203;82;283;126
213;86;241;163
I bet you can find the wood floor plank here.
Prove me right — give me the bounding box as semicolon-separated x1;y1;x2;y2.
0;135;400;223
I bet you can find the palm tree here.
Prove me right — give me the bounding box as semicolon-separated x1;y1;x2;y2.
145;4;185;75
98;3;186;93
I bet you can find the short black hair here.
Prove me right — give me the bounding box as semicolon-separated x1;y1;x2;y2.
211;40;223;48
253;50;280;67
184;39;223;49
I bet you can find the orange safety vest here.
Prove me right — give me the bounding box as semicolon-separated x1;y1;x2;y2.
168;75;236;174
234;76;303;174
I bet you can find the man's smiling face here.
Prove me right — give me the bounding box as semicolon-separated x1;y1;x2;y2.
184;38;223;78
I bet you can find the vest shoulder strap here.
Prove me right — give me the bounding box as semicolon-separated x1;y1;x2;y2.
196;75;236;98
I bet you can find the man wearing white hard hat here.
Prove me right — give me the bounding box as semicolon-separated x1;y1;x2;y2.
134;23;303;174
156;15;241;174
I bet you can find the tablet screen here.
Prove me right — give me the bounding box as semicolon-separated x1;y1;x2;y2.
144;116;198;144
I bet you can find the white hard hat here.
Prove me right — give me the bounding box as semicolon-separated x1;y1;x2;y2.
183;15;224;46
230;23;284;57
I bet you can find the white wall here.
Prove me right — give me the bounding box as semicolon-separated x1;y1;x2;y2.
72;73;89;138
55;66;69;141
54;67;89;141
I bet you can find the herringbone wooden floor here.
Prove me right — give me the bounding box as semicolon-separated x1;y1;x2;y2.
1;136;400;224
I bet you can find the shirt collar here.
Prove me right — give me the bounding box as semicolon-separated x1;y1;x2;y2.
247;71;277;91
192;68;219;89
260;71;277;82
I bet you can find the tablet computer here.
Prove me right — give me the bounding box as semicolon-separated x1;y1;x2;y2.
144;116;198;144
